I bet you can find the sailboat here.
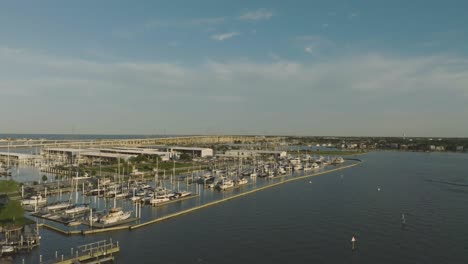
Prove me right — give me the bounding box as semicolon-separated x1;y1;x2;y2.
99;207;132;224
99;193;132;224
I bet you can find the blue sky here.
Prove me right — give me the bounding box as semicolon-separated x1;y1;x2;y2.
0;0;467;136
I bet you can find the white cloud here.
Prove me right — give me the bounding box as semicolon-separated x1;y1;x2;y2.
304;46;315;54
1;46;468;135
296;35;332;54
145;17;226;29
349;12;359;19
239;9;274;21
211;32;240;41
113;17;227;38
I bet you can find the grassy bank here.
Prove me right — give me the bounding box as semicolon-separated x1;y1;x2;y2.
0;180;20;193
0;200;33;226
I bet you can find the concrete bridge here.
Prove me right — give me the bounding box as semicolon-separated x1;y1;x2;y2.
0;135;285;149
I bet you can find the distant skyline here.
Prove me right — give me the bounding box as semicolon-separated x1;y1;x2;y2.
1;1;467;137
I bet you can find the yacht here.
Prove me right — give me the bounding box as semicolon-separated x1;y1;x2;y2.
218;179;234;190
177;191;192;197
278;167;287;174
46;202;70;212
150;196;170;206
293;164;303;171
332;157;345;164
67;221;82;227
65;204;90;215
114;192;127;199
1;245;14;255
99;208;131;225
236;178;248;185
21;195;47;206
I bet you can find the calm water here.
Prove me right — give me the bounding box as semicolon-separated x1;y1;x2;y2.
12;151;468;263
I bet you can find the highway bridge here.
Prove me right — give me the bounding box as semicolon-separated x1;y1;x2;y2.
0;135;284;149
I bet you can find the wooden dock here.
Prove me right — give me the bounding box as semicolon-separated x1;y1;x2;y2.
37;161;362;236
43;239;119;264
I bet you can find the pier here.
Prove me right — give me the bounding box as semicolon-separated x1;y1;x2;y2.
130;161;361;230
42;239;119;264
36;161;361;236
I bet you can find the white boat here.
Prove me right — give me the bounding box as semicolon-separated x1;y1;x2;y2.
67;221;82;227
150;196;170;205
237;178;248;185
218;179;234;190
250;173;257;178
130;169;144;177
46;202;70;211
99;208;132;225
65;204;90;215
178;191;192;197
1;245;14;254
130;196;141;202
332;157;345;164
293;164;303;170
311;163;320;169
114;192;127;199
290;158;301;165
21;195;47;206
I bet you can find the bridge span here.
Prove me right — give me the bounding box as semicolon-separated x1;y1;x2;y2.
0;135;284;149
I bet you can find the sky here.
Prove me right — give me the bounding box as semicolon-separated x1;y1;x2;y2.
0;0;467;137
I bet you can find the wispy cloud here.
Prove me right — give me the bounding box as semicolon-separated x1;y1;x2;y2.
349;12;359;19
113;17;226;38
304;46;315;54
2;46;468;135
295;35;332;55
239;9;274;21
211;32;240;41
145;17;226;29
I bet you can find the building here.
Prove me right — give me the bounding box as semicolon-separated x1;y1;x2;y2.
144;146;213;158
42;147;172;165
169;147;213;157
98;148;172;161
435;146;445;151
0;152;41;165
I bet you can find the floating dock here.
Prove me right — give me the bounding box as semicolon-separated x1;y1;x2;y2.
130;162;361;230
42;239;119;264
38;161;361;236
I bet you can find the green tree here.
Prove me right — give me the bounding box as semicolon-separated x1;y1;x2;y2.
41;175;48;183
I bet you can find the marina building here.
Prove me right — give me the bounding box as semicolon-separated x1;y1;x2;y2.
144;146;213;158
42;147;172;165
0;152;41;164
